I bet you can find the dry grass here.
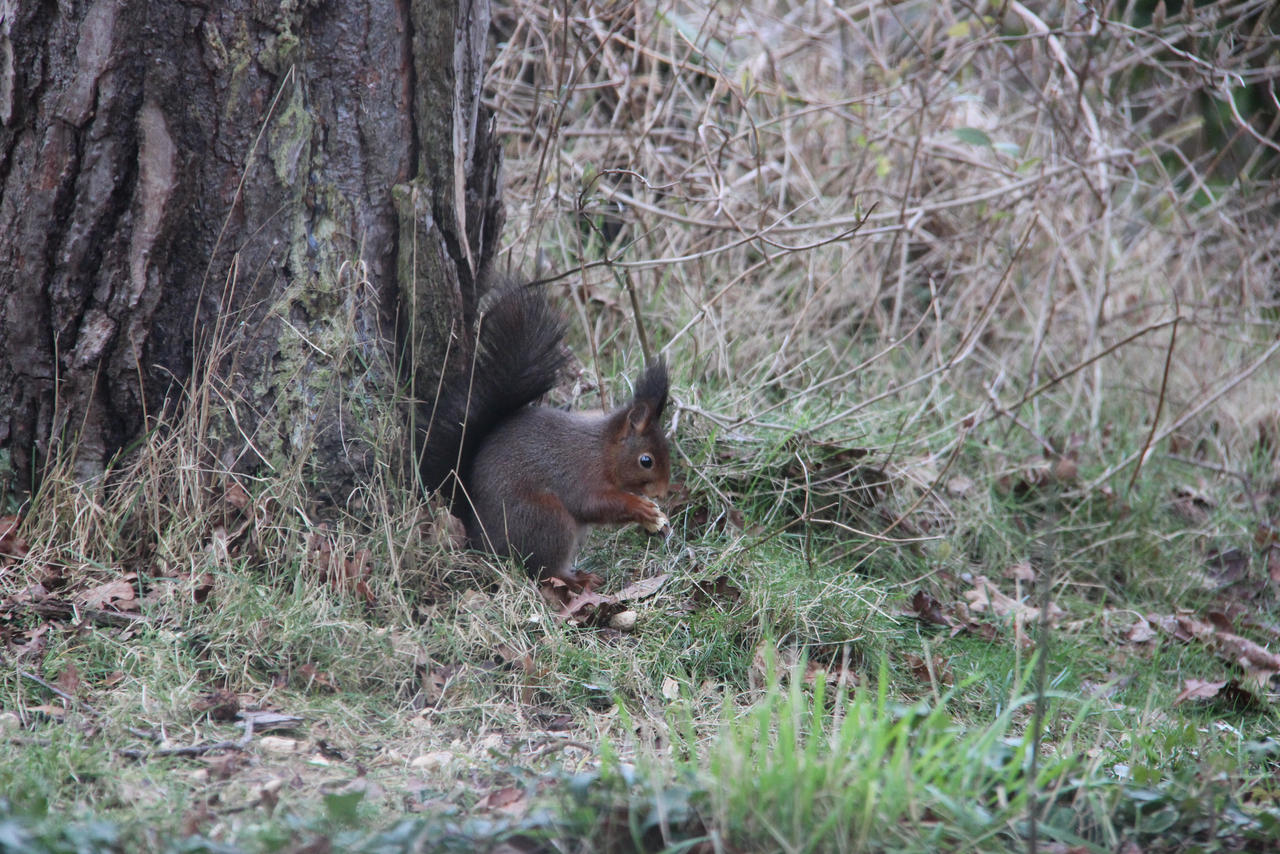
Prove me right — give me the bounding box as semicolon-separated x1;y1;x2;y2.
490;0;1279;470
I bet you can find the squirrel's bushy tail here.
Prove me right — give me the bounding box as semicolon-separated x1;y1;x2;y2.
419;286;568;501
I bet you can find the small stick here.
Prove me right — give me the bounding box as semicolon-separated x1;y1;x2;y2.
1126;307;1179;494
19;668;100;717
1086;335;1280;492
120;718;255;761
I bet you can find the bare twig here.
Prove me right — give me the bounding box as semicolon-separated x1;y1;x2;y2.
1126;307;1180;494
119;717;256;761
1087;335;1280;491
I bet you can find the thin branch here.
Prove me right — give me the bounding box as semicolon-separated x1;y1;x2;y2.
1127;309;1180;494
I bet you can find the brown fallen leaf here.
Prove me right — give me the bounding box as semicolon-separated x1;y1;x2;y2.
1174;678;1228;705
556;589;623;626
475;785;526;813
615;573;668;602
805;643;861;688
1174;615;1280;678
537;573;604;610
1125;620;1157;644
55;664;81;697
10;624;50;663
76;577;139;611
417;665;455;706
1174;677;1266;710
963;575;1063;625
904;652;953;686
909;589;953;628
423;508;468;551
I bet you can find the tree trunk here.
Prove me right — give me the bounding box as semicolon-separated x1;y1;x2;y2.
0;0;500;503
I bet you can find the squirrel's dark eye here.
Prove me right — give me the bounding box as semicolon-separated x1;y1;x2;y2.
639;454;654;469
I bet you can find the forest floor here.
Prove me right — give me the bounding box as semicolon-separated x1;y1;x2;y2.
4;1;1280;852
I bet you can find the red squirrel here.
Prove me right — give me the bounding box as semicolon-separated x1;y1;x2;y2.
420;285;671;590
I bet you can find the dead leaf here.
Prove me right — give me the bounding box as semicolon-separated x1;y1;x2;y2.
909;590;952;628
55;664;80;697
424;510;467;551
258;736;301;754
489;837;547;854
76;577;139;611
10;624;49;662
1051;454;1078;483
689;574;742;609
418;666;453;706
1174;678;1228;705
475;785;526;814
1125;620;1156;644
537;571;605;607
1171;483;1215;524
803;643;861;688
904;652;953;685
180;803;215;838
556;589;622;626
1207;611;1235;632
492;643;535;674
1153;614;1280;692
207;525;231;564
257;779;283;815
1174;677;1266;710
534;712;573;731
750;639;798;688
615;573;668;602
189;573;215;604
1176;615;1280;675
963;575;1062;626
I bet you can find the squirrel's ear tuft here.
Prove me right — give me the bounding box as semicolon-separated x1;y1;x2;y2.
632;360;669;419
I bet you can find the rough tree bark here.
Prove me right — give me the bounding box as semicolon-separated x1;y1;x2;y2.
0;0;502;503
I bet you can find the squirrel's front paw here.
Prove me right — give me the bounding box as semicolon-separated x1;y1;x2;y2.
639;499;671;536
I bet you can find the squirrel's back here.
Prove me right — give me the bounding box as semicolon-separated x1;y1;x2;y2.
418;286;568;504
